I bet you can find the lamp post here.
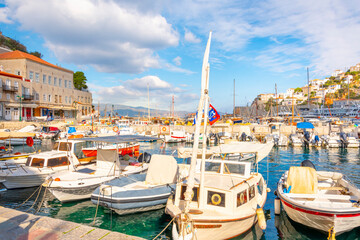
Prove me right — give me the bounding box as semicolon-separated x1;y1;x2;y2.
16;95;24;121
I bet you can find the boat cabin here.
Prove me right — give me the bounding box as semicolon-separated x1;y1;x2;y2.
52;140;96;163
25;152;71;168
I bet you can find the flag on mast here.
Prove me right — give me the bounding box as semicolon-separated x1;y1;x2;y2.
208;104;220;125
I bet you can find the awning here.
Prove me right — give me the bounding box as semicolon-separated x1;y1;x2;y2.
178;142;274;163
37;106;76;110
0;132;36;139
5;103;38;108
78;135;160;143
297;122;314;129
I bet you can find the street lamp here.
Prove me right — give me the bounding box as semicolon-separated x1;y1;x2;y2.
16;95;24;121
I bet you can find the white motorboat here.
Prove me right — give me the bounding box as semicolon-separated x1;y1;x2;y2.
289;133;303;147
91;154;179;215
45;147;149;202
276;161;360;236
0;151;80;189
164;32;273;240
265;133;288;147
164;130;188;143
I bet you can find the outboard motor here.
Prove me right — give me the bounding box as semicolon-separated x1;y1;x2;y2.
240;132;247;142
300;160;316;170
138;152;152;163
340;132;348;148
273;135;279;146
304;131;310;147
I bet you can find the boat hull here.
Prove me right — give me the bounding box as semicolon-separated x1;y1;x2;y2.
280;197;360;235
82;144;140;157
48;184;101;202
0;174;48;189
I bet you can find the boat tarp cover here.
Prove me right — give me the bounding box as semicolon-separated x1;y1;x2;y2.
296;122;314;129
178;142;273;163
287;167;318;194
145;154;178;185
96;148;119;172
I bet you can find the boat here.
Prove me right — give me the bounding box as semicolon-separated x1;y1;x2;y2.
35;126;61;139
0;151;81;189
164;130;189;143
0;138;41;146
44;144;150;202
164;32;273;240
81;142;140;157
289;133;303;147
91;154;179;215
276;161;360;236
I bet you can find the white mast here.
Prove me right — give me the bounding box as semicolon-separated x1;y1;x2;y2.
147;83;150;121
184;31;212;212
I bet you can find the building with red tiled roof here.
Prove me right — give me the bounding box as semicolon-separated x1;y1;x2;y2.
0;50;92;121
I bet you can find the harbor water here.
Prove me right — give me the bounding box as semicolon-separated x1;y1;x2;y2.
0;141;360;239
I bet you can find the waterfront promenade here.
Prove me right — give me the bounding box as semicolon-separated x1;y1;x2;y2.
0;206;144;240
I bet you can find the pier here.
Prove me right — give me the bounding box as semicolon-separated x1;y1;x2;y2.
0;206;144;240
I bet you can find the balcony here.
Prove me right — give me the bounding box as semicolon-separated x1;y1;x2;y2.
2;84;19;92
22;94;34;100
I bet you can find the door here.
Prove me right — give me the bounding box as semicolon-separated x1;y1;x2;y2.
26;108;32;120
5;108;11;120
12;108;19;121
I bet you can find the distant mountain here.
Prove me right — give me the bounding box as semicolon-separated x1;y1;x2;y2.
96;103;189;118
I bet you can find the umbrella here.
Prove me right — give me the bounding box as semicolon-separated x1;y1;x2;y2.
296;122;314;129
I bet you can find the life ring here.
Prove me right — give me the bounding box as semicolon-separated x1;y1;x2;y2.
211;193;221;205
26;137;34;147
113;126;119;132
162;126;167;132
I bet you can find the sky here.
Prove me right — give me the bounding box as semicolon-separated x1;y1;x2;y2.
0;0;360;114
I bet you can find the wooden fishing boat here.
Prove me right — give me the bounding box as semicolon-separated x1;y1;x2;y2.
276;161;360;236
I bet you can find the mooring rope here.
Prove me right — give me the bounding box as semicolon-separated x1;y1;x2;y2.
15;184;42;210
35;180;51;214
152;216;176;240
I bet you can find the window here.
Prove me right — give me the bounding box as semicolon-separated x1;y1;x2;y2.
29;158;45;167
237;189;248;207
68;81;72;88
48;76;51;85
64;80;67;88
29;71;34;81
6;79;10;87
59;95;62;103
69;96;71;104
54;77;57;86
59;78;62;87
48;94;51;102
249;185;256;200
14;81;18;89
43;74;47;84
180;186;199;202
6;94;10;100
55;95;58;103
15;70;21;76
65;96;68;103
47;157;69;167
0;78;2;86
58;142;72;151
0;93;2;99
43;94;46;102
35;73;39;82
35;93;39;101
207;191;225;207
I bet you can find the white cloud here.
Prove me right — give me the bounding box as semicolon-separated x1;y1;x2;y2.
173;56;181;66
0;7;12;23
89;75;198;110
5;0;179;73
184;29;201;43
166;0;360;76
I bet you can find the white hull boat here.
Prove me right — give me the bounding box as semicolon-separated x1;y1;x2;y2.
276;163;360;235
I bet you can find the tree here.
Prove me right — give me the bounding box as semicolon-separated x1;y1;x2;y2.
294;87;303;93
73;71;88;90
29;51;43;59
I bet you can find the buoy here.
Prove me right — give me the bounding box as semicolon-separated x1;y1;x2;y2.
256;208;266;230
274;197;281;215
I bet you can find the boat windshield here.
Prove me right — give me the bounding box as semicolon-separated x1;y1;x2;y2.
205;159;250;177
58;142;72;151
29;158;45;167
53;142;59;150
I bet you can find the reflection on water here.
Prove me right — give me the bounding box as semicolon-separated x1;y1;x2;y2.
0;142;360;239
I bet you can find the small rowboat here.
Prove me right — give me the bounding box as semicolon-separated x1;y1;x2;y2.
276;161;360;236
82;143;140;157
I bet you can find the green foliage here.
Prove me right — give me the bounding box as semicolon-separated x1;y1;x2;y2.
264;97;275;111
310;91;316;97
73;71;88;90
29;51;43;59
294;87;303;93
